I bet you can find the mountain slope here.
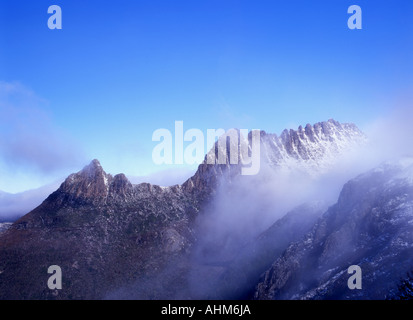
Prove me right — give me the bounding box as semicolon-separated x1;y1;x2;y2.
254;158;413;300
195;201;327;299
0;160;200;299
0;222;12;235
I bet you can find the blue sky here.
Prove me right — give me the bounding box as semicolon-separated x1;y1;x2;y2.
0;0;412;192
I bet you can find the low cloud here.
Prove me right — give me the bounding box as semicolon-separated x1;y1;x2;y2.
0;81;85;192
0;181;62;222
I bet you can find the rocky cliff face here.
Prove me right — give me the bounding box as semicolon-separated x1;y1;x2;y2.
262;119;365;172
183;119;365;195
254;159;413;300
0;119;368;299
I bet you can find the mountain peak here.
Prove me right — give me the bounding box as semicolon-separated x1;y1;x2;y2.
59;159;112;201
55;159;137;204
90;159;102;168
81;159;104;176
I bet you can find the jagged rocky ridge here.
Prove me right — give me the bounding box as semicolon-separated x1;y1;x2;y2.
183;119;365;195
0;119;368;299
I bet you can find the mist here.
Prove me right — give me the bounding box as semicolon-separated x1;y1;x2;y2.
105;107;413;299
182;106;413;299
0;181;62;222
0;81;86;193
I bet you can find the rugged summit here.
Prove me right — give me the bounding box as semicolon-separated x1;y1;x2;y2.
60;159;112;200
56;159;135;206
183;119;365;196
259;119;365;172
